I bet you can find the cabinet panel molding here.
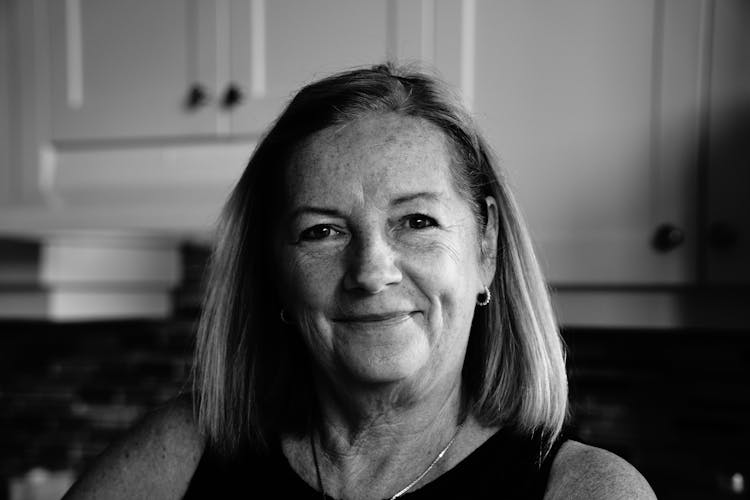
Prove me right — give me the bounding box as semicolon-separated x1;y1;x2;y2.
63;0;83;109
51;141;252;205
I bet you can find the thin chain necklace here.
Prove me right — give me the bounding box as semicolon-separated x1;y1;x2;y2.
310;423;463;500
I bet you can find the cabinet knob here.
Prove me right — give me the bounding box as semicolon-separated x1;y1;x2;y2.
709;222;739;250
652;224;685;252
185;84;210;110
222;84;244;109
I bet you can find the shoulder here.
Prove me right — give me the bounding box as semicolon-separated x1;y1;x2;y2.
544;440;657;500
63;397;204;500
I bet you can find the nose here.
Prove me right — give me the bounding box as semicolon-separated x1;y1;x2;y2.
344;234;402;294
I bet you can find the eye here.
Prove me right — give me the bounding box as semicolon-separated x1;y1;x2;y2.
405;214;438;230
299;224;340;241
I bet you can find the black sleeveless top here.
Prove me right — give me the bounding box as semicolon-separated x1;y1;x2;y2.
183;428;566;499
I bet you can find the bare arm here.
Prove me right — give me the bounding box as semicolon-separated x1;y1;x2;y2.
63;399;204;500
545;441;657;500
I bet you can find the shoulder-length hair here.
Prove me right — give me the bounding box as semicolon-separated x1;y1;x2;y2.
194;63;567;457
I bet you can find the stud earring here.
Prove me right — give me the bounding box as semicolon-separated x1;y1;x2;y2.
477;286;491;306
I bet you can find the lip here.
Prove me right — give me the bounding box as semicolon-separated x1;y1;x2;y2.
334;311;415;324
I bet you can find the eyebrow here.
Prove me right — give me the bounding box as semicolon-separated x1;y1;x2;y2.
391;191;444;206
288;192;445;220
288;206;344;221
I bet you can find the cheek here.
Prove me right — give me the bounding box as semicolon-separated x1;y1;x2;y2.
410;242;479;320
296;309;335;363
414;232;482;293
279;249;342;312
278;253;341;368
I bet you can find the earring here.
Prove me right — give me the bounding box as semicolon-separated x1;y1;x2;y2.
280;308;293;325
477;286;491;306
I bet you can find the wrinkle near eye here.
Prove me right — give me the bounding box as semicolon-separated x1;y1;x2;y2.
419;239;464;265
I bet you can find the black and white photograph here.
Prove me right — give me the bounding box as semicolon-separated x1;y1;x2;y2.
1;1;748;499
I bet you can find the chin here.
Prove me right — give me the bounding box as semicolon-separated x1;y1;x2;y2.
337;339;431;387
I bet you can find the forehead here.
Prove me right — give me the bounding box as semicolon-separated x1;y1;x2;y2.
285;114;459;205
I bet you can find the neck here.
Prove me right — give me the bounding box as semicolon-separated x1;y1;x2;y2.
313;365;464;452
312;420;465;500
289;370;466;500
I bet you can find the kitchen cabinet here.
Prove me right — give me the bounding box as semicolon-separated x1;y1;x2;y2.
47;0;217;141
425;0;750;326
454;0;707;285
1;0;434;234
47;0;428;142
458;0;750;288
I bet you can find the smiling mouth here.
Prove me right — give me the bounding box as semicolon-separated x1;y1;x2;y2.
335;311;415;325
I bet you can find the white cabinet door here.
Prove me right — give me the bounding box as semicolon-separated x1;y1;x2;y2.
48;0;218;141
436;0;706;285
226;0;430;136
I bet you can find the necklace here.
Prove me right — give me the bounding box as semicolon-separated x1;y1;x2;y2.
310;423;463;500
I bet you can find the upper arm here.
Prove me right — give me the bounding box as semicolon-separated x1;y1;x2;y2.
63;398;204;500
544;441;657;500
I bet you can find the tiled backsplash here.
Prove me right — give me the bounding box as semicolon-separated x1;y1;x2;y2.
566;328;750;499
0;246;747;499
0;319;194;488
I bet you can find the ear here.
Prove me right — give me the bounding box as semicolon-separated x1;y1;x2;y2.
479;196;499;285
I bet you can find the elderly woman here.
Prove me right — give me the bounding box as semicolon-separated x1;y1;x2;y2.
64;64;655;499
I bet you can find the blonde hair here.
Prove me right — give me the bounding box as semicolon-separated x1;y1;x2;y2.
194;63;567;457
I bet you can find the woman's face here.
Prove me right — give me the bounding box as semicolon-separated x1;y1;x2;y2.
277;113;497;395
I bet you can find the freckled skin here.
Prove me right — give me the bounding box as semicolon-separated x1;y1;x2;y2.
277;113;493;402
